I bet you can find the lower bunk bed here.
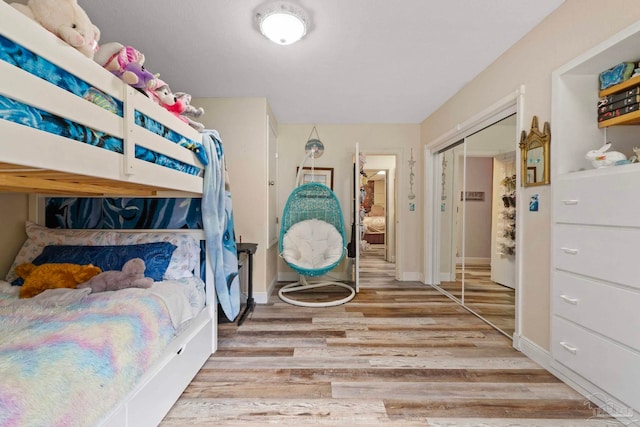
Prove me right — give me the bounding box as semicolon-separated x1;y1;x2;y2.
0;222;218;427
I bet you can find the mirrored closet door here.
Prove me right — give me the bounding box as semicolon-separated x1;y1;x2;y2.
435;114;517;337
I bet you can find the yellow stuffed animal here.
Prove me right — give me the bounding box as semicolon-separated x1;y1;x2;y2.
15;263;102;299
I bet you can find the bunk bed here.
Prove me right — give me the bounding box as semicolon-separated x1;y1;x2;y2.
0;2;218;426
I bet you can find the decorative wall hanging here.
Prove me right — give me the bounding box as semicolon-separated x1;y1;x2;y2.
519;116;550;187
408;148;416;200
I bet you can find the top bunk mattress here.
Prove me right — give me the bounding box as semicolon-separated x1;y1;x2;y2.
0;1;207;196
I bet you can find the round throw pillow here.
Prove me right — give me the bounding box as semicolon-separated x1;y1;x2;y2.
282;218;343;270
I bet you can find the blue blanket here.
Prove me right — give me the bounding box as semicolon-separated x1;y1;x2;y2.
202;130;240;321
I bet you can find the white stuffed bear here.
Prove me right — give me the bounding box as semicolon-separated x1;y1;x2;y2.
11;0;100;59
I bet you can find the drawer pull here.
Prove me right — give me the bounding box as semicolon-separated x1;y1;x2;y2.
560;341;578;354
560;247;579;255
560;294;579;305
562;199;579;205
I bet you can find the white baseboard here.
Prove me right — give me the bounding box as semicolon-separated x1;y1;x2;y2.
516;335;639;426
401;272;423;282
439;272;452;282
549;360;639;426
515;334;553;371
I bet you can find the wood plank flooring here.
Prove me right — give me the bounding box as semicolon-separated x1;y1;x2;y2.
439;264;516;337
161;246;622;426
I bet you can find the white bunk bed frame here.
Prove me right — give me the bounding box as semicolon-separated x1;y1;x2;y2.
0;1;204;197
1;2;217;425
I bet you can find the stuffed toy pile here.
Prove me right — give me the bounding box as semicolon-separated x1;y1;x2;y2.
11;0;207;131
15;262;102;298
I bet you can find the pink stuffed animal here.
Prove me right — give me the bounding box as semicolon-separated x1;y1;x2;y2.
146;78;205;130
77;258;153;293
94;42;154;89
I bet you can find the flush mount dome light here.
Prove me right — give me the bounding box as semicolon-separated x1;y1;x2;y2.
256;2;309;45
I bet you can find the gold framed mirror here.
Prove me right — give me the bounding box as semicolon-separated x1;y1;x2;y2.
519;116;550;187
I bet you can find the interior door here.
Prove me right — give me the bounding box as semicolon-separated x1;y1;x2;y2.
267;116;278;246
353;142;361;293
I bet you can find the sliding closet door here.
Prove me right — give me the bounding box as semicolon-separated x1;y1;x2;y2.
436;141;464;301
462;115;518;337
435;114;518;338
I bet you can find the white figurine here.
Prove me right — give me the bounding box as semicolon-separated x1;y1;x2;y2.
585;142;627;168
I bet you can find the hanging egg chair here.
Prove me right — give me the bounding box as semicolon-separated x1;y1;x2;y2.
278;133;355;307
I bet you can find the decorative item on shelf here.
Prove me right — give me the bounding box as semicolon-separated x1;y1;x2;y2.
408;148;416;200
585;142;627;168
599;62;636;90
519;116;550;187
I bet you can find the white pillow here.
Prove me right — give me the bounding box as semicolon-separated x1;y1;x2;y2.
114;232;201;280
282;219;344;270
5;222;118;283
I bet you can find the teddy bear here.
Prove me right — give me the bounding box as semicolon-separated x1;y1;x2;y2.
77;258;154;293
146;78;205;131
15;262;102;299
93;42;155;90
11;0;100;59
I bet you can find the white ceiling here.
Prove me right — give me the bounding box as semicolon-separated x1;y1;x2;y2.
81;0;564;124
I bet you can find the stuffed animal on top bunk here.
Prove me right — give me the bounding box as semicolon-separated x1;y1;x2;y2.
77;258;154;293
11;0;100;59
146;77;206;131
15;262;102;298
93;42;155;90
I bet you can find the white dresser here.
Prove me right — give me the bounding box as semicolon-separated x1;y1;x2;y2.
552;167;640;417
551;21;640;427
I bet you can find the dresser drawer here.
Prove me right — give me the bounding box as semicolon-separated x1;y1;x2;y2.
554;224;640;289
555;168;640;227
553;271;640;351
552;316;640;411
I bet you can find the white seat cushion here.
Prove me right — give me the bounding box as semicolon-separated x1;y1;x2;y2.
282;219;344;270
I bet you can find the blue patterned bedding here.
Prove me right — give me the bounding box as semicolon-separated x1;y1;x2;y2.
0;34;207;175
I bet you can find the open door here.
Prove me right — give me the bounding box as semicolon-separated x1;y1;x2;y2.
353;142;361;293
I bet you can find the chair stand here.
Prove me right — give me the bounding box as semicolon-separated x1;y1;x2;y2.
278;276;355;308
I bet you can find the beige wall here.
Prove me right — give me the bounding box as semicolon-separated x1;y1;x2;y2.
0;193;29;278
420;0;640;349
277;124;421;280
194;97;279;302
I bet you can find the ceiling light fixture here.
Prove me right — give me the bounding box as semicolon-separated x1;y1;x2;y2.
256;2;309;45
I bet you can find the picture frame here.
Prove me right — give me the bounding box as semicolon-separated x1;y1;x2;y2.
296;167;333;190
460;191;485;201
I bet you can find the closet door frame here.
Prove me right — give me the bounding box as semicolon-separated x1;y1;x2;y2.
424;87;525;343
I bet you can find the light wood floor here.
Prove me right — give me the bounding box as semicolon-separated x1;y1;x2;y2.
161;246;621;426
439;264;516;337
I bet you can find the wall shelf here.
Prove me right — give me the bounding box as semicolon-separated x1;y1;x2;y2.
598;74;640;127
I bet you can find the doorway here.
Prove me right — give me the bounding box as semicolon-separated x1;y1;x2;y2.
360;153;397;273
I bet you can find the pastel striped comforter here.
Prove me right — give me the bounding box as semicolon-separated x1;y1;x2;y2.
0;281;202;427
